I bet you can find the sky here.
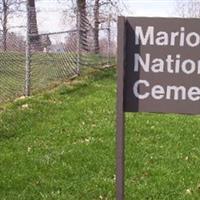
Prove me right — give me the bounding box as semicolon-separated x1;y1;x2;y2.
10;0;178;37
122;0;176;17
36;0;178;33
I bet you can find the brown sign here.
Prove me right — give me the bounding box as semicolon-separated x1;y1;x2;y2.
122;17;200;114
116;16;200;200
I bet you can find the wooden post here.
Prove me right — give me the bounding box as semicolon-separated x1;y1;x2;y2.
116;16;126;200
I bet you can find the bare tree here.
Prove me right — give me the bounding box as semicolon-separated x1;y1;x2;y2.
0;0;22;51
175;0;200;18
27;0;42;51
6;31;26;52
92;0;118;54
62;0;89;51
62;0;118;54
93;0;100;54
77;0;89;51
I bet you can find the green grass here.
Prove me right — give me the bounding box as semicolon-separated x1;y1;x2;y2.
1;67;200;199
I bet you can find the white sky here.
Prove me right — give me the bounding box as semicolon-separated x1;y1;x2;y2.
37;0;177;32
122;0;176;17
10;0;178;36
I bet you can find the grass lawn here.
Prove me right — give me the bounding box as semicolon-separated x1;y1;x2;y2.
1;67;200;199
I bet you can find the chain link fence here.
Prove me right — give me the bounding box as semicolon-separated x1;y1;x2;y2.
0;29;80;103
77;9;115;69
0;2;115;104
0;31;26;103
28;30;80;95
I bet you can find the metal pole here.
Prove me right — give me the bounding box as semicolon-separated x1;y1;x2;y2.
24;0;31;96
29;29;78;37
107;13;111;65
76;7;81;75
116;16;126;200
2;0;8;52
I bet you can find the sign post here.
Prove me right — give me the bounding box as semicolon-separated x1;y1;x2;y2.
116;16;200;199
116;16;126;200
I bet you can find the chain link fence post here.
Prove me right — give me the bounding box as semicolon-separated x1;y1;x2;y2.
107;2;111;66
76;8;81;75
24;1;31;97
107;26;111;65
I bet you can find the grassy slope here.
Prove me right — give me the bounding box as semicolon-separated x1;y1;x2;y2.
1;68;200;199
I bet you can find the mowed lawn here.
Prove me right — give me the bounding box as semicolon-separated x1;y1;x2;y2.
1;68;200;199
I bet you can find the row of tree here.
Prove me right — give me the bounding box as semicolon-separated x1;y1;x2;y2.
0;0;119;53
175;0;200;18
70;0;118;54
1;0;200;53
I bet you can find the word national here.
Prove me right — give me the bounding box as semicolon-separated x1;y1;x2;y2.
134;53;200;74
135;26;200;47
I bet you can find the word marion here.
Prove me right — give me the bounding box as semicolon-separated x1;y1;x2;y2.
132;26;200;101
135;26;200;47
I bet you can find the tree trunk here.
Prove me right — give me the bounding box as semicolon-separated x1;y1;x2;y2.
77;0;88;51
93;0;100;54
27;0;42;51
2;0;8;51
